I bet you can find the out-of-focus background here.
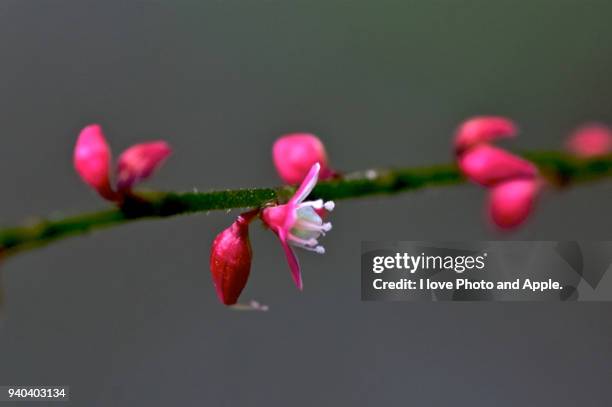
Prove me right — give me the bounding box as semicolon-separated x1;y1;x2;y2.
1;1;611;405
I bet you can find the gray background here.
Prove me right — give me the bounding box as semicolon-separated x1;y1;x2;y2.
0;1;611;405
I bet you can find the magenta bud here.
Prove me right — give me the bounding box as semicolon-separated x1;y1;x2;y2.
116;141;172;193
273;133;334;184
454;116;517;153
458;145;538;187
73;124;116;201
454;116;540;230
74;125;172;202
566;124;612;158
488;179;540;229
210;212;257;305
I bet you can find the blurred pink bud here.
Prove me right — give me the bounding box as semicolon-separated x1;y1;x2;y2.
454;116;517;153
566;124;612;158
73;124;116;201
74;125;172;202
273;133;334;184
488;179;540;229
116;142;172;192
454;116;540;230
458;145;537;187
210;211;257;306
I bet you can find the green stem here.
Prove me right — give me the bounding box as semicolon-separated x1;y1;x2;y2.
0;151;610;259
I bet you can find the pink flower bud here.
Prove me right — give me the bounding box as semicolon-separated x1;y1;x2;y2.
116;142;172;193
74;125;172;202
273;133;334;184
454;116;517;153
210;211;257;305
458;145;537;187
73;124;116;200
566;124;612;158
488;179;539;229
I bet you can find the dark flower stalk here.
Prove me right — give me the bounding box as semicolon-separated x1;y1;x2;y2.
0;152;610;258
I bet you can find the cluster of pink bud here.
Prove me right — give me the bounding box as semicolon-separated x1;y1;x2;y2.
74;124;171;202
72;120;608;305
455;117;541;229
73;126;337;306
454;118;612;229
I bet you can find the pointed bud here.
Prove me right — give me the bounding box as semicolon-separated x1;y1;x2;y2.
210;211;257;305
566;124;612;158
273;133;334;184
74;124;116;200
458;145;538;186
455;116;517;153
116;141;172;193
488;179;539;229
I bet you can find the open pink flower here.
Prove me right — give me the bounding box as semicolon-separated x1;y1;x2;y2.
261;163;334;289
455;116;540;230
565;123;612;158
74;124;171;202
273;133;335;184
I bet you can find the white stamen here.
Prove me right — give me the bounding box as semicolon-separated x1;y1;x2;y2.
301;199;323;209
293;243;326;253
324;201;335;211
293;242;320;251
322;222;332;232
288;234;318;247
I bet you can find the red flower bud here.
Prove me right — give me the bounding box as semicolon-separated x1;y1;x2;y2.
458;144;537;187
454;116;517;153
116;141;171;193
209;211;257;305
74;124;116;201
488;179;540;229
272;133;335;184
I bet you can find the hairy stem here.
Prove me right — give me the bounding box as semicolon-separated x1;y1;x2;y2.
0;151;610;259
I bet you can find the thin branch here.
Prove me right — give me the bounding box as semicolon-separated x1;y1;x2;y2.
0;151;610;259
